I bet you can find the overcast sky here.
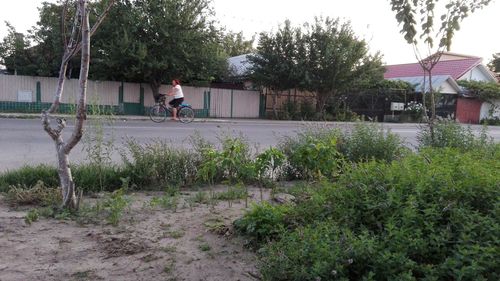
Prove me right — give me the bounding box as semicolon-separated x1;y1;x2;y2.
1;0;498;65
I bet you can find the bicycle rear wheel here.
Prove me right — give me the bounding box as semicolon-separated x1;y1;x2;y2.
178;106;195;123
149;104;167;123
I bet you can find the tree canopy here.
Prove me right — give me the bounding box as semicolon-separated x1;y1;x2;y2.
488;53;500;73
249;17;385;114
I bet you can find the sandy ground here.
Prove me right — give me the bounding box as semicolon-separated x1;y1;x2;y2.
0;187;270;281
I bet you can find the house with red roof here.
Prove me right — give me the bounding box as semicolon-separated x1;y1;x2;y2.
384;52;498;123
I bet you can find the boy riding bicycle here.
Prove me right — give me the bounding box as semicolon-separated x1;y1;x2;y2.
162;79;184;121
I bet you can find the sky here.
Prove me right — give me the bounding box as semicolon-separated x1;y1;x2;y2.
0;0;499;65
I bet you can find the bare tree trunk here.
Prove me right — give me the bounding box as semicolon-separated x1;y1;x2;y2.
41;0;114;210
150;81;162;102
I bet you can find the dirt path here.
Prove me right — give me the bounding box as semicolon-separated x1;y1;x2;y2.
0;187;268;281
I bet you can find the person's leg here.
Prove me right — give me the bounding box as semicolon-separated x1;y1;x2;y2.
172;107;178;120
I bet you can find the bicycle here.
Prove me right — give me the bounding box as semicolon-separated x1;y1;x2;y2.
149;95;195;123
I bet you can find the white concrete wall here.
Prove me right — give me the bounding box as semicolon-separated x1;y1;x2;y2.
480;99;500;120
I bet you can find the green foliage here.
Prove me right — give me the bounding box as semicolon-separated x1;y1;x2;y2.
220;31;255;57
341;122;408;163
255;148;285;181
247;149;500;280
121;138;200;189
279;128;345;180
24;209;40;225
92;187;131;226
196;135;254;184
301;17;385;112
417;120;494;151
489;53;500;73
71;164;124;192
390;0;492;50
234;202;290;246
149;193;180;211
457;80;500;101
90;0;224;96
0;165;59;192
212;185;248;201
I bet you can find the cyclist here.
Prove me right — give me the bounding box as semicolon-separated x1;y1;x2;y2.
165;79;184;121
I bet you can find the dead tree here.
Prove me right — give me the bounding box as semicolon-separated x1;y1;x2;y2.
42;0;114;209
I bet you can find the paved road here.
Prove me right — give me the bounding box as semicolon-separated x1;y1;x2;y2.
1;118;499;172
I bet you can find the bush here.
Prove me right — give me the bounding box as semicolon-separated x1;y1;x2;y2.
72;164;124;192
0;165;58;192
417;120;494;151
340;122;408;163
234;202;290;246
121;138;201;189
197;135;255;184
242;148;500;280
278;127;345;180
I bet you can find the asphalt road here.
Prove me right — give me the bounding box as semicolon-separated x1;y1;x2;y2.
1;118;499;172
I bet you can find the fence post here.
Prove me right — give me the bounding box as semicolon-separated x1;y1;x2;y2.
118;82;124;114
139;85;144;115
36;81;41;103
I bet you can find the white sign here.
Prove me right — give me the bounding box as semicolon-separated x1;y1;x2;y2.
390;102;404;111
17;90;33;102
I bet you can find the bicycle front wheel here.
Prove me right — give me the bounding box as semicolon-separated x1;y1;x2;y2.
178;107;195;123
149;104;167;123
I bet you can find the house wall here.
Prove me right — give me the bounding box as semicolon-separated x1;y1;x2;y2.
456;98;482;124
480;99;500;120
438;80;458;94
458;66;492;82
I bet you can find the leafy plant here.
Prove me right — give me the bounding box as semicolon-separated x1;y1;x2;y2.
340;122;407;163
24;209;40;225
244;148;500;280
417;120;494;151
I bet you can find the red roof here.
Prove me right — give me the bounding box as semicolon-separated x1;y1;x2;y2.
384;58;481;80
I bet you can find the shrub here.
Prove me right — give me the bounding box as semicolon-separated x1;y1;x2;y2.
278;127;344;180
197;134;255;184
0;165;58;192
243;149;500;280
340;122;408;163
121;138;200;189
417;120;494;151
72;164;124;192
234;202;290;246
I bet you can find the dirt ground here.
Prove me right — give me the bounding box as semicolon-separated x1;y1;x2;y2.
0;187;271;281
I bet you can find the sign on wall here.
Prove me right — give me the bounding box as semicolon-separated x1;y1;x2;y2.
17;90;33;102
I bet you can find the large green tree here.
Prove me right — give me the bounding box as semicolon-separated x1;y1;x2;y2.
0;23;35;75
302;17;384;113
248;20;299;119
90;0;225;100
220;31;255;57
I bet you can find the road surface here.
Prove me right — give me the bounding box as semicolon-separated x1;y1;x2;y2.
1;118;499;172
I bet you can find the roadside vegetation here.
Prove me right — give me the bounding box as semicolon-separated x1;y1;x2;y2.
1;121;499;280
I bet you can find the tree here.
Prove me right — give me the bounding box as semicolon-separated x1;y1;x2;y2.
248;20;299;119
0;23;34;75
302;17;384;114
42;0;114;209
90;0;224;100
488;53;500;73
390;0;493;125
220;31;255;57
